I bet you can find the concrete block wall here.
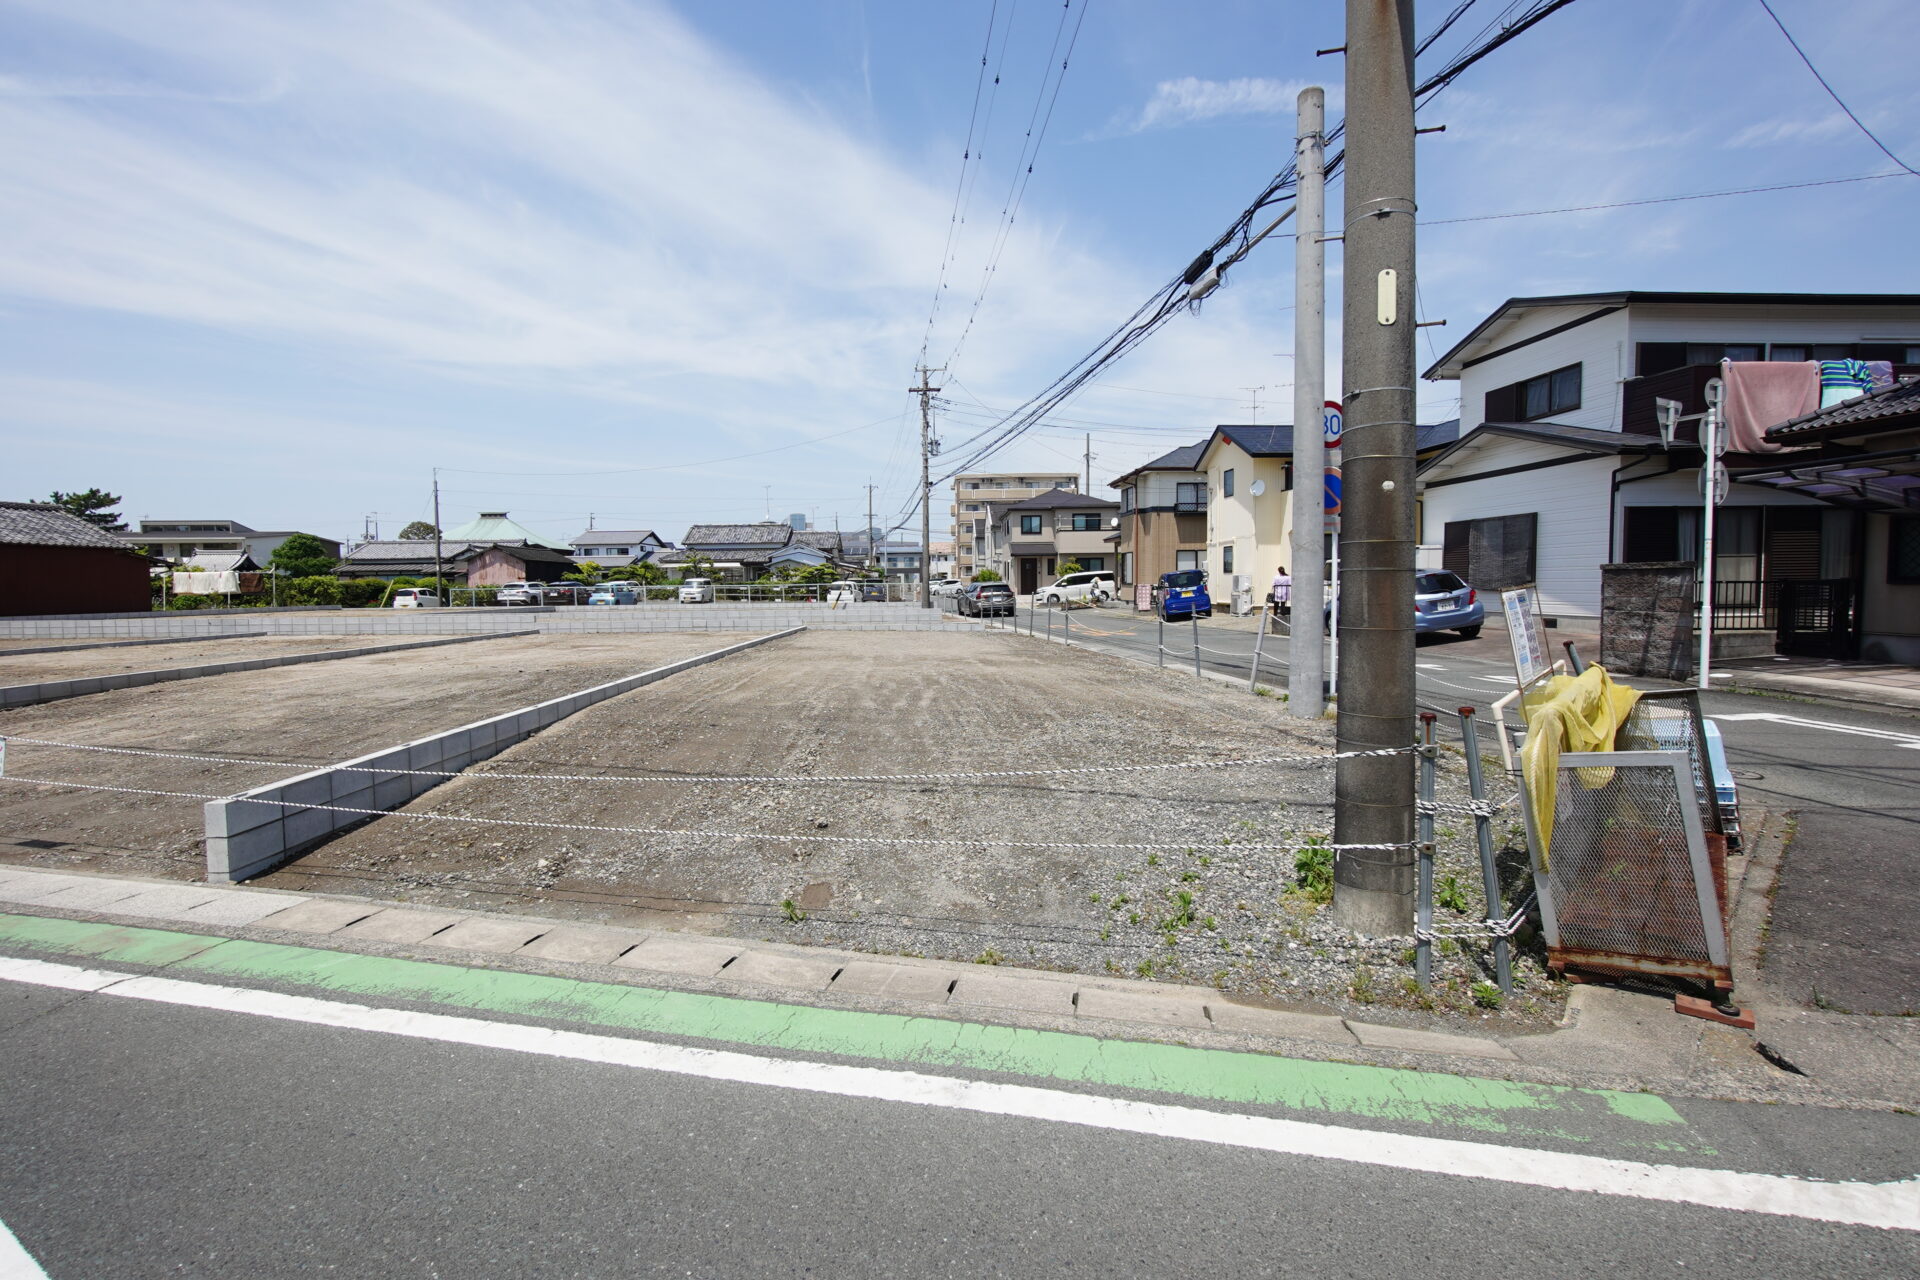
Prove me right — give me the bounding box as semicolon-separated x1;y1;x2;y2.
204;627;804;883
0;631;531;710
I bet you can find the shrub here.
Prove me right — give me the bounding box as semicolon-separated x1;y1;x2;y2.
338;578;389;608
972;568;1002;583
1293;836;1334;905
284;575;341;606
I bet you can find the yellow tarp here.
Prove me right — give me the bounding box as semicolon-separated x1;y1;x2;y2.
1519;665;1641;866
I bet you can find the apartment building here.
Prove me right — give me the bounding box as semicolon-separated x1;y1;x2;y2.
949;471;1078;579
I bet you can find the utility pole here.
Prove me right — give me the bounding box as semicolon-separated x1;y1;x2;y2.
431;468;444;601
1083;433;1092;496
865;482;878;574
1332;0;1418;936
911;364;943;608
1288;85;1328;721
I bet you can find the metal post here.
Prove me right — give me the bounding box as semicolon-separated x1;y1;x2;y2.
1415;712;1436;987
1289;84;1328;719
1250;603;1268;692
1063;602;1070;644
1332;0;1418;936
1191;616;1202;679
1158;617;1165;668
432;468;443;603
1697;375;1725;690
1458;706;1513;994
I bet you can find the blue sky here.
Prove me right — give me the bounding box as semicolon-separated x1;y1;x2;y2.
2;0;1914;546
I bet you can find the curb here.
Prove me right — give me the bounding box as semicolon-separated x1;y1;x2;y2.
1714;670;1920;716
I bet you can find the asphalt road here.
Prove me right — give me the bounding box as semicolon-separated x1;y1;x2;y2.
2;944;1916;1277
994;602;1920;1014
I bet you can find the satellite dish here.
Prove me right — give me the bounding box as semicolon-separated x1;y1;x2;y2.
1109;516;1120;528
1249;479;1266;497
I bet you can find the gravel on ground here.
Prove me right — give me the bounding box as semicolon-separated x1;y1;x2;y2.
0;635;469;682
0;633;758;882
269;628;1561;1029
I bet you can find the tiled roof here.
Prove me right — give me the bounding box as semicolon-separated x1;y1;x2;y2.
454;542;577;566
683;522;796;548
1768;377;1920;440
1108;439;1209;488
569;529;659;545
340;540;479;563
1004;488;1118;511
442;512;570;550
0;502;143;552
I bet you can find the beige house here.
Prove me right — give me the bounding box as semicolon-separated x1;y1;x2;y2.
949;471;1078;579
1196;426;1300;594
985;489;1119;595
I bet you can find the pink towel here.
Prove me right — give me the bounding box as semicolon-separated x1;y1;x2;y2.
1721;361;1817;453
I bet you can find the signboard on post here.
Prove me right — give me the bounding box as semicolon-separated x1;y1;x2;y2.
1135;581;1152;612
1323;467;1342;515
1322;399;1343;448
1502;585;1554;690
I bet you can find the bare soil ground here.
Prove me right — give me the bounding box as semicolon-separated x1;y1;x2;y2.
0;633;755;882
0;635;457;682
268;629;1556;1026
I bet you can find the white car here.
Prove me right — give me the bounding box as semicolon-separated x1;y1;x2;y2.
389;587;442;608
678;576;715;603
494;582;543;606
1039;571;1116;606
929;578;963;598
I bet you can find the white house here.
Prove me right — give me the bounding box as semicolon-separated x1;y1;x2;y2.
1418;291;1920;638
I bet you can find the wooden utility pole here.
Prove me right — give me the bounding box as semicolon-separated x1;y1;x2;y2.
1332;0;1418;936
911;365;943;607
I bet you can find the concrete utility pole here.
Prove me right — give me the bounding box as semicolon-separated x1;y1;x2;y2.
865;482;877;573
1288;84;1328;722
1083;433;1092;497
911;365;943;607
431;469;443;601
1332;0;1418;936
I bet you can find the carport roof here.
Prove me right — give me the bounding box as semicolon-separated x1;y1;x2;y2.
1009;541;1054;556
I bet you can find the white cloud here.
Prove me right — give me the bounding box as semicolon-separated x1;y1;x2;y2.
1724;113;1855;149
1118;77;1336;134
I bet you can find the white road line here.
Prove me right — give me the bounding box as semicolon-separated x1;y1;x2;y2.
0;1216;51;1280
1416;663;1445;670
1;956;1914;1232
1714;712;1920;750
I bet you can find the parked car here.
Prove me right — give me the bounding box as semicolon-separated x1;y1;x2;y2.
678;576;715;603
1154;569;1212;621
494;581;543;606
588;583;638;605
539;582;592;606
929;578;963;598
1038;570;1116;607
1322;570;1484;638
825;580;862;605
389;587;442;608
1412;570;1483;638
957;582;1015;617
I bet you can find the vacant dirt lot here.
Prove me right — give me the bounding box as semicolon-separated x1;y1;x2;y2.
267;629;1552;1022
0;635;460;682
0;633;758;881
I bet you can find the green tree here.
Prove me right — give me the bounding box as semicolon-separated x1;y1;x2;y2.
677;552;718;581
268;533;339;578
48;488;125;530
564;559;603;585
1056;561;1084;576
793;562;840;584
397;520;439;540
972;568;1002;583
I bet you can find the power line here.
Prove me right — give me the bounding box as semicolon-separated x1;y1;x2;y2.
1755;0;1919;178
918;1;1009;362
1425;170;1914;226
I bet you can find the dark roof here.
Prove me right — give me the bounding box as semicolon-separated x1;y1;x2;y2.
1009;541;1055;556
341;539;479;563
1207;420;1460;461
0;502;144;552
683;522;795;548
1108;439;1209;487
1425;291;1920;380
454;542;577;566
1767;377;1920;441
792;529;872;552
1418;420;1663;476
1004;487;1118;511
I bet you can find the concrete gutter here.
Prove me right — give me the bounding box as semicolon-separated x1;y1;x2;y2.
204;627;803;883
0;630;534;709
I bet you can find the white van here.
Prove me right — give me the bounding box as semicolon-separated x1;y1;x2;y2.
678;577;715;603
390;587;443;608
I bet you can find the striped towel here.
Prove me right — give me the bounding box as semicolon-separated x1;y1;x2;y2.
1819;359;1873;392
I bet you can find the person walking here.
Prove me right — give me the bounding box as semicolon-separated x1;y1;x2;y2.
1269;565;1292;633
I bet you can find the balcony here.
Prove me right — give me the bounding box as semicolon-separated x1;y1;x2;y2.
1622;363;1920;442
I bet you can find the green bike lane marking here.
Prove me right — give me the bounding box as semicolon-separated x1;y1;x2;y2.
0;912;1699;1151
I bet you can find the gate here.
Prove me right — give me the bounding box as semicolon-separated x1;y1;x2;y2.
1774;578;1857;659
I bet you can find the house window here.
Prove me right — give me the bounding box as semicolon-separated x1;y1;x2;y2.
1621;507;1698;564
1889;517;1920;584
1119;488;1135;513
1070;513;1103;532
1020;514;1043;535
1175;550;1201;571
1046;558;1056;576
1176;482;1205;511
1223;468;1236;498
1486;363;1581;421
1120;552;1132;584
1441;514;1536;590
1222;544;1235;574
1081;556;1105;571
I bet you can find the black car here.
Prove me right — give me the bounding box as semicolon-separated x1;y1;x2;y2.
957;582;1015;617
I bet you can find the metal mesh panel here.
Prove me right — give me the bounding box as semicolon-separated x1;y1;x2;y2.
1545;759;1713;966
1617;698;1720;835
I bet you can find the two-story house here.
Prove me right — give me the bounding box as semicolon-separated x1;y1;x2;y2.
1109;440;1208;589
125;518;341;566
986;489;1118;595
1419;291;1920;639
949;472;1078;580
568;528;668;568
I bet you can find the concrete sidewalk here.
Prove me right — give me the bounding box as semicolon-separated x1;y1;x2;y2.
0;857;1911;1113
1712;654;1920;713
